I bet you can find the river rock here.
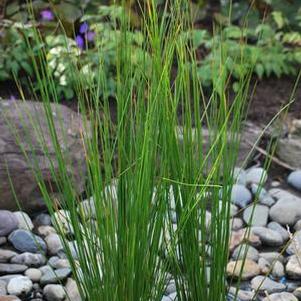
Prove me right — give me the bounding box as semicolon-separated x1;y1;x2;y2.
267;222;289;241
45;234;63;256
13;212;34;231
258;257;271;274
0;237;6;246
263;292;298;301
0;264;27;274
65;278;81;301
7;276;32;296
251;227;283;246
251;184;275;206
0;211;18;236
251;275;286;294
232;244;259;262
288;170;301;191
0;249;18;263
272;261;285;278
43;284;66;301
25;268;42;282
33;214;52;227
10;252;46;267
0;280;7;295
8;230;46;254
226;259;260;280
0;100;88;212
40;268;71;285
259;252;284;264
270;197;301;226
287;230;301;255
286;255;301;279
37;226;56;238
231;218;243;230
229;229;261;252
230;185;252;208
245;167;268;185
243;205;269;226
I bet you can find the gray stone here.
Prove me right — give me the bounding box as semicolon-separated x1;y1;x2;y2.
268;222;289;241
270;195;301;226
230;204;239;217
231;218;243;230
37;226;56;238
24;268;42;282
65;278;81;301
263;292;298;301
10;252;46;267
230;185;252;208
13;212;34;231
288;170;301;191
251;227;283;246
272;261;285;278
48;258;69;269
0;280;7;295
0;275;23;284
0;249;18;263
258;257;271;274
243;204;269;226
295;220;301;231
251;275;286;294
167;292;177;301
0;237;6;246
232;244;259;262
40;268;71;285
259;252;284;264
0;211;18;236
45;234;63;256
7;276;32;296
0;100;88;212
287;230;301;255
287;255;301;279
0;263;27;274
228;287;255;301
245;167;268;185
251;184;275;206
33;214;52;227
233;167;247;185
43;284;65;301
8;230;46;254
226;259;260;280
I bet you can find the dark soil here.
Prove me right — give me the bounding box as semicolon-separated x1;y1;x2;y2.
1;76;300;125
247;76;301;124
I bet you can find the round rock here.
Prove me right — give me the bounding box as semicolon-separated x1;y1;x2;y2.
33;214;52;227
7;276;32;296
267;222;289;241
0;211;18;236
8;230;47;254
245;167;268;185
263;292;298;301
251;275;286;294
10;252;46;267
251;227;283;246
65;278;81;301
13;212;34;231
286;255;301;279
243;204;269;227
288;170;301;191
230;185;252;208
40;268;71;285
232;244;259;262
226;259;260;280
25;268;42;282
45;234;63;256
43;284;66;301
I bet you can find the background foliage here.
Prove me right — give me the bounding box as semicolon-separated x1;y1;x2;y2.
0;0;300;100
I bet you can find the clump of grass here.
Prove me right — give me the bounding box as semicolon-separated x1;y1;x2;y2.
11;1;255;300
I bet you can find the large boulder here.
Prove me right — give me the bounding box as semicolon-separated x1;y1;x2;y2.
0;100;88;211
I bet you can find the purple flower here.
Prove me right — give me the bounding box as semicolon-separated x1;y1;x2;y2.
79;22;89;34
75;35;84;49
86;31;96;42
40;9;54;21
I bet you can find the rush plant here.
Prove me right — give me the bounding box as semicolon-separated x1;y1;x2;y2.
11;1;255;300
